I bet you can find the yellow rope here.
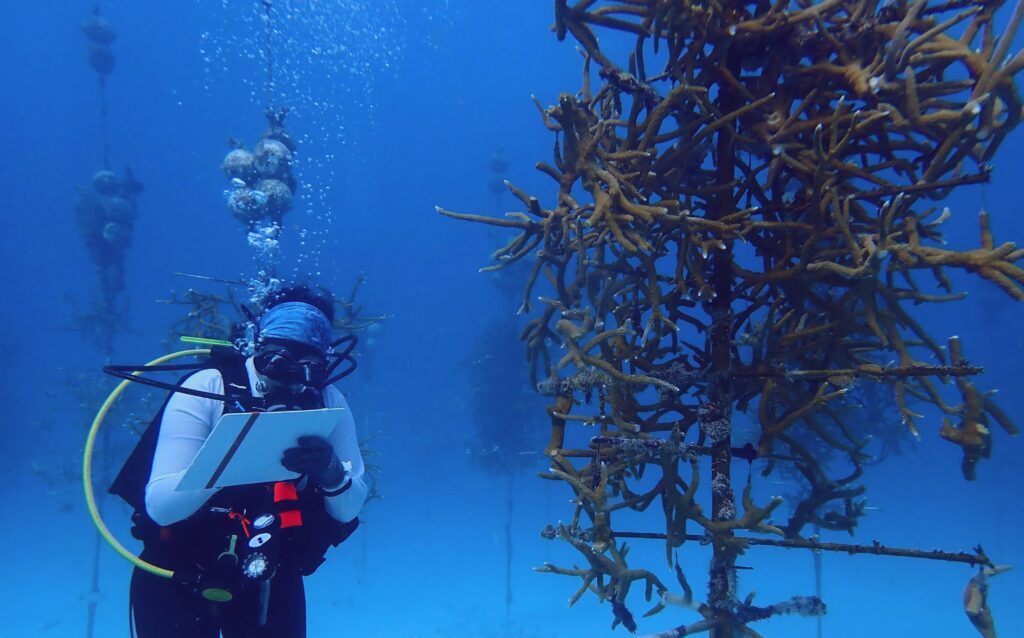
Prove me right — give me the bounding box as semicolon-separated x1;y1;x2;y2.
82;349;210;579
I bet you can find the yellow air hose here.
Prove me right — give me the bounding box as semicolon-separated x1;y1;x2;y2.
82;348;211;579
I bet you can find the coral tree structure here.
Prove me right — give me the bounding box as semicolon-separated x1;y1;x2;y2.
159;274;388;347
73;6;142;354
441;0;1024;635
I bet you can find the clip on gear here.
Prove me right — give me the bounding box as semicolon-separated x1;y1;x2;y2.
185;504;281;609
180;480;304;627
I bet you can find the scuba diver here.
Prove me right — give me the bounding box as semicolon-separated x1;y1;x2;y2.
109;286;367;637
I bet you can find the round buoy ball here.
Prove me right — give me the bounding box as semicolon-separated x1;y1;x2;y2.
102;221;131;249
256;179;292;219
92;170;120;195
88;43;115;75
254;139;292;179
103;197;135;224
222;148;256;182
82;15;116;45
227;187;268;224
261;125;297;153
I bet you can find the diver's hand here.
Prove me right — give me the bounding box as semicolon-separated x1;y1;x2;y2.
281;436;345;487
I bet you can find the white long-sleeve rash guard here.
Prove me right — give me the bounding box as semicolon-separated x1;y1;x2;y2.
145;357;368;527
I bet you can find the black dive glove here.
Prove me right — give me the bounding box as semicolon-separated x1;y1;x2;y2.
281;436;346;488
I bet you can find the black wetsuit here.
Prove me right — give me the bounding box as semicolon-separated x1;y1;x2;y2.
114;350;356;638
130;561;306;638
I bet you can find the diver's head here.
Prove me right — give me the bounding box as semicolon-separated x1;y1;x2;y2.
253;286;336;391
263;285;336;326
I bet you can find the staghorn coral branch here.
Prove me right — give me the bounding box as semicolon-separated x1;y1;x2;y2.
609;531;993;566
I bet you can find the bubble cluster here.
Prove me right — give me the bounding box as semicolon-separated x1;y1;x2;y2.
247;223;282;268
199;0;408;131
197;0;452;275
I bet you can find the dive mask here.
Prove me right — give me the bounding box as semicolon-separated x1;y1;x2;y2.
254;341;328;387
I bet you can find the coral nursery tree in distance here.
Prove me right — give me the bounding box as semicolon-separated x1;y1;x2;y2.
441;0;1024;636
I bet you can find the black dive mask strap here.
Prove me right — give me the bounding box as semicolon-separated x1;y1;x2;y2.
322;335;358;386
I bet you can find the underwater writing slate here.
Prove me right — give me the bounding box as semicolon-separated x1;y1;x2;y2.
176;408;345;491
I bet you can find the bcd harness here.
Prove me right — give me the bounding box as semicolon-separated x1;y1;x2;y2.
108;346;358;603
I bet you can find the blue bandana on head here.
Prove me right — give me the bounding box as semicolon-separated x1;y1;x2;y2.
257;301;333;354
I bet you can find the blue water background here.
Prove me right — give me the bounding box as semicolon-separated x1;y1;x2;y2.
1;2;1022;636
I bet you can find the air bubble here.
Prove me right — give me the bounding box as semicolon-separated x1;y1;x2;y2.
198;0;452;273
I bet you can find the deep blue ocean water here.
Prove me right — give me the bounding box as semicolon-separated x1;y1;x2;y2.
1;2;1022;637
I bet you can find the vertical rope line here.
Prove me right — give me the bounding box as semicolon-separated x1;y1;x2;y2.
813;524;823;638
262;0;275;110
505;472;514;616
87;5;113;625
86;530;101;638
99;77;110;169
